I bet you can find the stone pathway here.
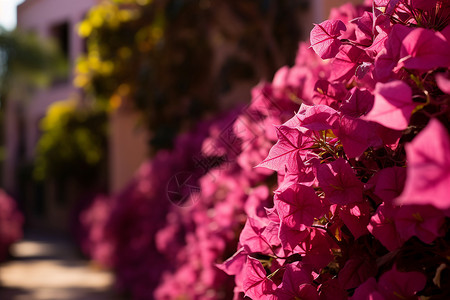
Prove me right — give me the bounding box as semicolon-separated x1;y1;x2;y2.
0;231;120;300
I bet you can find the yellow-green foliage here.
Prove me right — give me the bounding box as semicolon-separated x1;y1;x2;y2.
74;0;307;150
34;99;107;183
0;28;67;104
75;0;153;92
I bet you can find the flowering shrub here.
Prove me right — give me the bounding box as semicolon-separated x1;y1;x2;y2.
79;111;256;298
79;50;307;298
80;0;450;299
0;190;23;262
220;0;450;299
153;75;302;299
76;194;113;267
78;118;215;298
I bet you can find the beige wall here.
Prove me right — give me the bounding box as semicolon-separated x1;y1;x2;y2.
109;108;148;194
324;0;364;19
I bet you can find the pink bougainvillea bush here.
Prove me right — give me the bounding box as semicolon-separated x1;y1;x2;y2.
0;190;23;262
78;45;311;298
220;0;450;299
78;118;220;298
80;0;450;299
153;77;302;298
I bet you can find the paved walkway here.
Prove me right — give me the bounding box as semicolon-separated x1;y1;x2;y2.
0;231;119;300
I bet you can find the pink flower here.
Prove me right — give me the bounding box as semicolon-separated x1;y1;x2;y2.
310;20;347;59
243;257;277;299
339;255;377;290
395;204;445;244
330;45;371;81
369;167;406;205
377;266;426;300
278;222;309;252
299;229;335;269
395;119;450;211
257;125;316;172
275;183;324;230
398;27;450;70
351;266;426;300
334;115;381;158
340;88;374;118
363;80;414;130
216;247;247;276
436;72;450;94
275;263;317;300
239;217;279;254
339;201;371;239
317;158;364;205
368;203;403;251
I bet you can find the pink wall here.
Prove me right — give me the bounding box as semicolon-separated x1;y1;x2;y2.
2;0;95;216
4;0;149;199
16;0;98;160
2;0;100;230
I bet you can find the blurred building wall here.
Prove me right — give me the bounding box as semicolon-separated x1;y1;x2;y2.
4;0;100;231
323;0;364;19
109;106;149;194
16;0;98;160
5;0;153;231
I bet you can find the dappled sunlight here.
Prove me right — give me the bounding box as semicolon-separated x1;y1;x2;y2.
0;232;115;300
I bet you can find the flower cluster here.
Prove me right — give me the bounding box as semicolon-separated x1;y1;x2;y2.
153;73;302;298
78;119;215;298
0;190;23;262
79;0;450;298
221;0;450;299
78;47;306;298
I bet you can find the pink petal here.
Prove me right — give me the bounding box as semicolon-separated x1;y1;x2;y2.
334;115;381;158
436;72;450;94
367;203;403;251
300;229;335;269
257;126;315;172
275;183;324;230
340;87;374;118
351;278;384;300
410;0;439;11
395;204;445;244
372;167;406;204
243;257;277;299
330;45;370;81
317;158;364;205
310;20;346;59
216;247;247;276
278;222;309;252
377;266;426;299
275;263;314;299
339;202;371;239
239;217;273;254
399;27;450;70
395;119;450;210
339;256;377;290
363;80;414;130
